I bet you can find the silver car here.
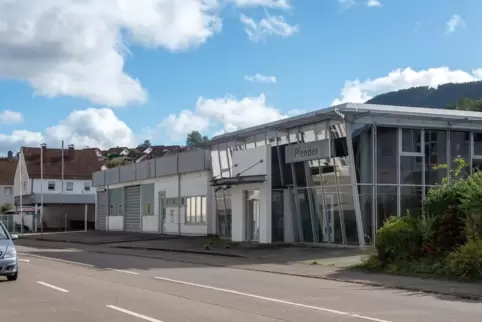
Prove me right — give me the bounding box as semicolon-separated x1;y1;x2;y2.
0;222;18;281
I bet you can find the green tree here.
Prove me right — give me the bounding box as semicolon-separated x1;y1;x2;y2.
0;203;12;213
105;158;129;168
186;131;209;147
446;97;482;112
136;140;152;151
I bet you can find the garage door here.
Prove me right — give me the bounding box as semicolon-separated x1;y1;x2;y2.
124;185;141;232
96;191;108;231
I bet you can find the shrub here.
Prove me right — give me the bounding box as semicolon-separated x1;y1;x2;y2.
444;239;482;280
430;205;467;255
375;216;422;263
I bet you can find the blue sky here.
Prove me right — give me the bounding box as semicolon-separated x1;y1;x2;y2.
0;0;481;154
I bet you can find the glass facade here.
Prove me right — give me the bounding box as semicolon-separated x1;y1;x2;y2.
211;117;482;246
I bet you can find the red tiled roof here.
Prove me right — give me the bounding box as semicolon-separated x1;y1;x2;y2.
0;158;17;185
22;147;103;180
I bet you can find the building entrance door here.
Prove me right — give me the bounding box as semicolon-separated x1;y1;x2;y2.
245;190;260;242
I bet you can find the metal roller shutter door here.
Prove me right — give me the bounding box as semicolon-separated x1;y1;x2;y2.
124;185;141;232
96;191;108;231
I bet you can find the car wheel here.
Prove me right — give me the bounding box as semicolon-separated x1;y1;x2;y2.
7;272;18;281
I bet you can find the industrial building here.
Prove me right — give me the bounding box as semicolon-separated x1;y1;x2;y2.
92;149;215;236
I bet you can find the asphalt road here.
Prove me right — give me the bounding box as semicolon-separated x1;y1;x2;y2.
1;246;480;322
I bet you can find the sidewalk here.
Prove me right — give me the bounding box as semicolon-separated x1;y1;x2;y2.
16;238;482;301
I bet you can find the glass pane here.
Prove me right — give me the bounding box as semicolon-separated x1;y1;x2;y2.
450;131;470;179
296;188;314;243
210;147;221;178
400;186;423;217
339;185;358;245
323;185;343;244
315;122;327;140
377;127;398;184
271;190;285;242
352;124;373;184
425;130;447;185
376;186;397;230
246;136;256;149
358;185;374;245
402;128;422;153
201;197;207;223
400;156;423;185
196;197;202;222
474;132;482;155
472;159;482;173
219;144;229;178
187;198;192;222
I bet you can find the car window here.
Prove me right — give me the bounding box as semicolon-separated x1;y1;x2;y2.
0;223;9;239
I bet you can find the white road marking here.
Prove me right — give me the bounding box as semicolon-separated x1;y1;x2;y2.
36;281;69;293
18;259;30;263
154;276;391;322
106;305;163;322
106;268;139;275
18;253;94;267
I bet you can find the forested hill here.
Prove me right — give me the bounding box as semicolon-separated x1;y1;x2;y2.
366;81;482;108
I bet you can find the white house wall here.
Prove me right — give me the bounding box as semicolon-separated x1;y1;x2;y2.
101;170;213;236
13;152;31;197
32;179;95;195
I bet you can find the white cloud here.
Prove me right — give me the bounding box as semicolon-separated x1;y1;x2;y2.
339;0;382;8
0;108;135;153
159;110;210;140
159;93;288;139
446;14;466;33
332;67;482;105
0;110;23;124
245;73;277;83
0;0;223;107
240;14;299;42
367;0;381;7
230;0;290;9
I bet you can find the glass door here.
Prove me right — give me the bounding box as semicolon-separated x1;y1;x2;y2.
245;190;260;242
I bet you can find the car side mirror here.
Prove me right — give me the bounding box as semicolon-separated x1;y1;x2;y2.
10;234;18;240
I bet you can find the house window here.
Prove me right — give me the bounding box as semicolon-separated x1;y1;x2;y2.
4;187;12;196
185;196;206;224
84;182;91;191
145;202;151;215
66;182;74;191
48;181;55;191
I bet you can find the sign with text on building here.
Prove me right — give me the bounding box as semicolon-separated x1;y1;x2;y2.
284;139;331;163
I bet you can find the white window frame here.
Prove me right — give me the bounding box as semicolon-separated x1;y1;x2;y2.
185;196;206;224
66;182;74;191
398;128;426;218
47;181;56;191
4;186;12;196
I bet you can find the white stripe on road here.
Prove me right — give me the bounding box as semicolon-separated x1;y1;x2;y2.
36;281;69;293
154;276;391;322
106;305;163;322
106;268;139;275
18;259;30;263
18;253;94;267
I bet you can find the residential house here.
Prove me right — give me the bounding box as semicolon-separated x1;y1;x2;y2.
105;147;129;157
135;145;185;163
0;152;17;210
14;144;103;230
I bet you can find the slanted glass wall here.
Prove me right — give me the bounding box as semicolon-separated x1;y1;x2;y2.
363;126;479;242
211;117;482;246
211;118;365;246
